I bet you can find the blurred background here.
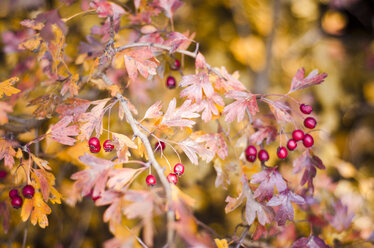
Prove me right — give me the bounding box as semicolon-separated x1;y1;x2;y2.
0;0;374;247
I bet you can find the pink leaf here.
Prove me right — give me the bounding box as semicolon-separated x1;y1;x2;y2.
194;133;228;160
267;189;305;226
195;52;206;70
289;68;327;93
158;0;183;19
249;126;277;146
325;200;354;232
71;153;113;197
78;98;111;140
178;138;215;165
90;1;126;19
143;101;163;119
250;167;287;202
163;31;194;53
225;175;274;226
193;94;223;122
124;47;158;81
161;98;200;128
292;235;330;248
293;150;325;192
215;66;247;92
223;91;259;122
180;72;214;102
266;100;293;123
107;168;145;191
48;116;79;146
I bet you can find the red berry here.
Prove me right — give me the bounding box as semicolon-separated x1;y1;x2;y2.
146;175;156;186
304;117;317;129
292;130;304;141
11;195;23;209
103;139;114;152
155;141;166;151
303;134;314;148
9;189;19;199
170;59;181;70
167;173;178;184
22;185;35;199
0;170;7;179
287;139;297;151
166;76;176;89
258;149;269;162
277;147;288;159
91;194;101;201
173;163;185;176
245;145;257;162
88;137;101;153
300;104;313;114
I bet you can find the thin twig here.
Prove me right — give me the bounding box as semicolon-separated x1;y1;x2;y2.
100;73;175;248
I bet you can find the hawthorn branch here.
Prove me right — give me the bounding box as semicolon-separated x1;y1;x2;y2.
115;42;226;80
99;73;175;248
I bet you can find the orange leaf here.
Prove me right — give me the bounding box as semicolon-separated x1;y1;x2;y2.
0;77;20;98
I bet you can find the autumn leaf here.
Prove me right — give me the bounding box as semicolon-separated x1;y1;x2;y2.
250;167;287;202
142;101;163;120
291;235;330;248
90;1;126;19
288;68;328;93
31;154;52;170
71;153;114;197
32;169;62;203
223;90;259;123
225;175;274;226
249;121;278;145
180;72;214;102
215;66;247;92
163;31;195;53
78;98;111;141
0;139;17;169
325;200;354;232
21;192;51;228
293;150;325;192
95;190;124;228
47;116;79;146
160;98;200;128
194;132;228;160
111;132;138;162
267;189;305;225
28;93;63;119
124;47;158;81
107;168;145;191
178;138;215;165
0;77;21;98
265;99;293;123
193;94;224;122
158;0;183;19
56;97;91;122
0;102;13;125
61;74;80;97
215;239;229;248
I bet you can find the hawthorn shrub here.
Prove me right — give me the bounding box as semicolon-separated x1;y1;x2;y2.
0;0;368;247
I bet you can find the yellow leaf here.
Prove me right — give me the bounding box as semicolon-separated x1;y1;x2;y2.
21;192;51;228
21;198;34;222
0;77;20;98
112;132;138;149
18;36;43;51
31;192;51;228
31;154;52;170
215;239;229;248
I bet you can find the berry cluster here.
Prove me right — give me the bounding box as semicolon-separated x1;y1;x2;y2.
166;59;180;89
146;163;185;186
9;185;35;209
88;137;114;153
245;103;317;162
